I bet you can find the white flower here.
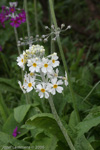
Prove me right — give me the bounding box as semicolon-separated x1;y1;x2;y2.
41;58;53;74
36;83;50;99
63;72;68;86
47;68;59;78
23;74;35;92
18;81;26;93
50;55;60;67
17;54;25;70
27;58;40;73
50;78;63;95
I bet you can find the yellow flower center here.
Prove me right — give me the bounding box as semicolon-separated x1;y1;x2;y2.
41;88;45;93
54;73;58;77
53;84;58;88
28;83;32;87
30;72;35;76
52;59;55;63
33;63;37;67
44;64;48;68
21;59;24;62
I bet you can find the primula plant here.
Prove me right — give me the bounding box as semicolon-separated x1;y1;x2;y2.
1;0;100;150
17;45;68;98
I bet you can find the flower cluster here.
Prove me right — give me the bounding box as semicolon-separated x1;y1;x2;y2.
17;24;71;47
42;24;71;42
0;6;9;27
0;2;26;28
17;44;68;99
17;35;42;47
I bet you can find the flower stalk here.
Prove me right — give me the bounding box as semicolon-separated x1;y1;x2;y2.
24;0;31;46
34;0;39;35
48;95;75;150
48;0;80;123
14;26;24;78
14;26;21;55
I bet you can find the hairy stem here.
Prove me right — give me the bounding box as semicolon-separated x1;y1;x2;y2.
49;0;80;123
48;95;76;150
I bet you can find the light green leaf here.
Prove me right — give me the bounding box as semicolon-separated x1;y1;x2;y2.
76;116;100;137
14;104;31;123
69;111;78;131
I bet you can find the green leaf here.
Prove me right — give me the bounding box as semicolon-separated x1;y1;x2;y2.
69;111;77;132
0;78;20;94
31;133;58;150
2;114;20;135
75;135;94;150
14;104;31;123
0;78;20;89
3;113;29;139
26;113;65;142
0;93;8;122
76;109;100;137
0;132;29;148
0;83;20;94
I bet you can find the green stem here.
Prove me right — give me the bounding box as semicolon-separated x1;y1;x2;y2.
50;0;55;53
14;27;24;78
34;0;39;35
14;26;21;55
24;0;31;46
25;93;30;104
48;95;75;150
49;0;80;123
